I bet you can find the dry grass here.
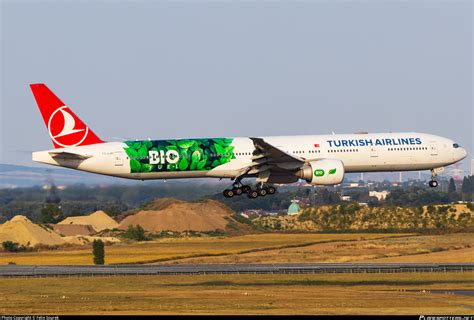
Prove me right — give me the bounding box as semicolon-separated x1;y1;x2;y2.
173;233;474;264
1;233;471;266
0;233;406;265
0;273;472;314
366;247;474;263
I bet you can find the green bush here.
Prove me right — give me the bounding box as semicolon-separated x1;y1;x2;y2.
2;241;31;252
122;224;150;241
232;214;252;225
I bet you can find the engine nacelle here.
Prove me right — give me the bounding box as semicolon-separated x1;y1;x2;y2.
297;159;345;185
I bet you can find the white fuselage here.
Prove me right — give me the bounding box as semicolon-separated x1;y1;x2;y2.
32;132;467;182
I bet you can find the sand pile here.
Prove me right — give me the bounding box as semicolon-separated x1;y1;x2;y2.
119;199;235;232
52;224;96;236
144;198;186;211
0;215;65;246
58;210;119;232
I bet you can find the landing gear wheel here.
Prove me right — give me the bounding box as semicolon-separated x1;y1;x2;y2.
257;188;267;197
223;189;234;198
233;187;243;196
429;168;443;188
247;190;259;199
429;180;438;188
267;186;276;195
241;185;251;193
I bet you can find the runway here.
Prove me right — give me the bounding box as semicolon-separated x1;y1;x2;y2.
0;263;472;277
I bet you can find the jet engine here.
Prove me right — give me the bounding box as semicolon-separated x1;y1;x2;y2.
297;159;345;185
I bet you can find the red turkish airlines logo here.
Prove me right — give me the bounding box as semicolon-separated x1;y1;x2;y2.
48;106;89;147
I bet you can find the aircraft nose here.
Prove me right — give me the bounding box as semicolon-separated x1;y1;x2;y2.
459;147;467;161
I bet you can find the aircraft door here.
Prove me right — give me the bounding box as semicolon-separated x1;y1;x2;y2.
370;146;378;157
430;143;438;156
114;151;124;166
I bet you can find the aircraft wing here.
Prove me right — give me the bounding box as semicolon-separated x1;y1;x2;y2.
250;137;303;163
48;151;92;160
239;137;305;183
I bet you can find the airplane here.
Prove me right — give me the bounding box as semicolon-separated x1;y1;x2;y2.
30;84;468;199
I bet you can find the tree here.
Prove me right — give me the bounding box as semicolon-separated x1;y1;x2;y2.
314;188;341;205
461;176;473;201
123;224;149;241
103;203;127;217
2;241;19;252
366;196;380;208
448;178;456;193
385;186;450;206
461;177;469;193
92;240;105;265
39;204;63;224
2;241;30;252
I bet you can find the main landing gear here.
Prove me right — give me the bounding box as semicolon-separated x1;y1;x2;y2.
223;182;276;199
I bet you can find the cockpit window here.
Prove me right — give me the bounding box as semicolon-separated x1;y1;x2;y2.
453;143;460;148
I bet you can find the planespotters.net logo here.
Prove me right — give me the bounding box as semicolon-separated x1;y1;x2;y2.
419;316;474;320
48;106;89;147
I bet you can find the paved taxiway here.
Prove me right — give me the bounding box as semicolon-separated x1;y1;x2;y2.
0;263;472;277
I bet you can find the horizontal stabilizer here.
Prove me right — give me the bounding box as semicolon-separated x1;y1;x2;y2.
48;151;92;160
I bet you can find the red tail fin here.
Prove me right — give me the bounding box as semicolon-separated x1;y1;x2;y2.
30;84;103;148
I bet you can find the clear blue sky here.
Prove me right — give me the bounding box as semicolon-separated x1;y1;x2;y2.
1;0;472;173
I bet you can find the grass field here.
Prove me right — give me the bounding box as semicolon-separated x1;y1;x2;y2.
0;273;472;314
0;233;472;265
173;233;474;264
0;233;413;265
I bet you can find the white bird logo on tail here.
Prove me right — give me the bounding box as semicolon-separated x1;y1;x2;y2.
53;108;84;138
48;106;89;147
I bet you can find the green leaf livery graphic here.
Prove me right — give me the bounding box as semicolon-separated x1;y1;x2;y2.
178;157;188;171
328;168;337;175
124;138;235;173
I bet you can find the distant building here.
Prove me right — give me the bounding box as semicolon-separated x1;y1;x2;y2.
341;195;351;201
369;190;390;201
287;200;301;216
266;212;280;216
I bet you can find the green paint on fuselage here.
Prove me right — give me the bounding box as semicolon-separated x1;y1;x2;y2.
123;138;236;173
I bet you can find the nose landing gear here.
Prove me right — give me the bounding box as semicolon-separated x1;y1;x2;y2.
428;180;438;188
428;167;444;188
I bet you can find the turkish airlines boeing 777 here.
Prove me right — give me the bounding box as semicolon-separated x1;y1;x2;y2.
31;84;467;198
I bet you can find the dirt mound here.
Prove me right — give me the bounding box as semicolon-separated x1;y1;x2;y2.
52;224;96;236
119;199;236;232
58;210;119;232
143;198;186;211
0;215;65;247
